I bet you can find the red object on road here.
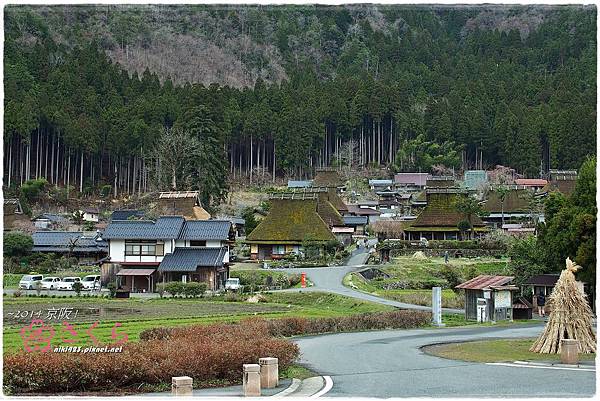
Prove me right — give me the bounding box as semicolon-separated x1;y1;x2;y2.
301;272;306;288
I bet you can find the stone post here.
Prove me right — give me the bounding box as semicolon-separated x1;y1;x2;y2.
259;357;279;388
171;376;193;396
432;287;444;327
560;339;580;365
243;364;261;396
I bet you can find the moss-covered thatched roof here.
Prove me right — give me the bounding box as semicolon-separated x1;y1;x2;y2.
313;169;343;187
406;191;486;230
246;199;335;243
276;188;346;226
483;188;531;213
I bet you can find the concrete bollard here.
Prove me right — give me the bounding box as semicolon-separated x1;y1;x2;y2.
243;364;261;396
560;339;580;365
259;357;279;389
171;376;193;396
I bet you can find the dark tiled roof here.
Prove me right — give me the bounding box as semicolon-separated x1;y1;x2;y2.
158;247;227;272
179;220;232;241
41;213;69;223
455;275;514;290
525;274;560;286
32;231;107;253
347;205;381;216
103;216;185;239
343;216;368;226
111;210;145;221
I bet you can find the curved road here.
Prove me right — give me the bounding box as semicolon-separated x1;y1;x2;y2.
295;324;596;397
273;242;463;314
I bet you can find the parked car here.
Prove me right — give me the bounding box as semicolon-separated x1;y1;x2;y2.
224;277;242;291
81;275;101;290
57;277;82;291
40;277;61;290
19;274;43;290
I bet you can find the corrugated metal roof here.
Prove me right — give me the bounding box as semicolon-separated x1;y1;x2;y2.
158;247;227;272
394;173;429;186
369;179;393;186
515;179;547;186
287;180;313;188
455;275;514;290
179;220;232;241
116;268;156;276
343;216;368;225
103;216;185;239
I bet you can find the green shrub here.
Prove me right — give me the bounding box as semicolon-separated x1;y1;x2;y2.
183;282;207;298
3;233;33;257
164;281;185;297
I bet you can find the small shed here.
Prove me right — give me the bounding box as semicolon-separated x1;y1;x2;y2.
512;296;533;320
455;275;518;322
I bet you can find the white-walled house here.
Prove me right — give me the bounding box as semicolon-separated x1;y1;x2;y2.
102;216;234;292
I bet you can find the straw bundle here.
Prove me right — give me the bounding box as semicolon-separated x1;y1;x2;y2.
530;258;596;354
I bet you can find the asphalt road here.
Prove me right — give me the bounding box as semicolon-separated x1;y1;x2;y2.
295;324;596;397
272;242;464;314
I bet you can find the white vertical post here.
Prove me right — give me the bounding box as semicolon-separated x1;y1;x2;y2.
432;287;444;327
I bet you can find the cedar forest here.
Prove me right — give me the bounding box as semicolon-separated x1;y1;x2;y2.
3;5;597;208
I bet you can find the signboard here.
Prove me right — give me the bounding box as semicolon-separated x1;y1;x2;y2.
495;290;512;308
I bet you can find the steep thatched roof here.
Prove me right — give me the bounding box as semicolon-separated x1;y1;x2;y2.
313;168;343;187
483;188;530;213
406;190;486;230
246;199;335;244
277;188;346;226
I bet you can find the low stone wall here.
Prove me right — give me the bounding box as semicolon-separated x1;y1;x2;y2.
388;248;506;258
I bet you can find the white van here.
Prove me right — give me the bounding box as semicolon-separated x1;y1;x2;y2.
19;274;43;290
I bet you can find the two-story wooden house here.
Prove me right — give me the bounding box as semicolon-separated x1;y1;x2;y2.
102;216;234;292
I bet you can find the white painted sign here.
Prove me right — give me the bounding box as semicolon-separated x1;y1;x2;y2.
432;287;444;326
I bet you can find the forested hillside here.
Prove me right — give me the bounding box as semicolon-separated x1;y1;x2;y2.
4;4;596;207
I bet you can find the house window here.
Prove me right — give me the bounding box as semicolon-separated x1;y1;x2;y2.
125;240;159;256
190;240;207;247
273;245;286;255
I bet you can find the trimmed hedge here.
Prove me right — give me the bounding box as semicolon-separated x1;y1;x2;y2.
140;310;431;341
229;270;300;289
4;321;298;394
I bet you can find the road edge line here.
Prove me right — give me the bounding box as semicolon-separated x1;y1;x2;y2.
487;362;595;372
272;378;302;397
310;376;333;398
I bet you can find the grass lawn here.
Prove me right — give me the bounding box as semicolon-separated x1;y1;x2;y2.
3;291;392;353
345;272;464;308
425;338;596;362
382;256;510;284
344;256;511;309
230;261;263;270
